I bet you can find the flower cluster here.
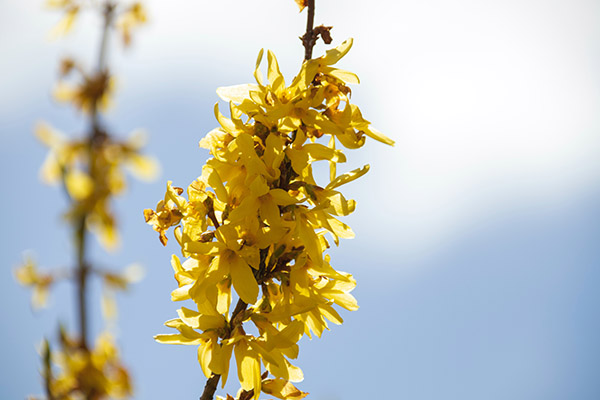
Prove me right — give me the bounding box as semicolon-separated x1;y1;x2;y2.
145;39;393;399
47;0;147;47
17;2;153;399
35;0;157;250
43;331;132;400
14;254;54;309
36;122;157;250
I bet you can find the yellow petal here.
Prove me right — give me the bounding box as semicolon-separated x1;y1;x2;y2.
126;154;160;181
319;304;343;325
282;358;304;383
259;195;281;228
269;189;298;206
264;133;286;171
249;175;270;197
262;378;308;400
208;342;232;377
364;126;395;146
229;254;259;304
293;0;307;12
123;263;145;283
296;211;323;266
303;143;346;163
177;307;225;331
325;164;370;190
321;38;353;66
324;214;355;239
267;50;285;94
234;342;261;392
254;49;265;87
316;189;356;216
39;153;62;184
201;163;229;203
324;67;360;84
326;291;358;311
183;241;224;256
273;320;304;349
32;285;50;309
165;180;187;209
196;339;214;378
216;279;231;315
35;121;65;148
101;290;117;320
214;103;240;134
154;333;202;345
216;84;258;103
328;135;336;182
52;81;76;103
65;169;93;200
171;285;191;301
50;6;79;38
248;340;280;367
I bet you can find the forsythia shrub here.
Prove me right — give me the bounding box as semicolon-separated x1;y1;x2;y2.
145;39;394;399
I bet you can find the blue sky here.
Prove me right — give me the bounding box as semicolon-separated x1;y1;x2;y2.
1;0;599;399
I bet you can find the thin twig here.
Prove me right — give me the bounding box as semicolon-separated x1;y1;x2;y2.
91;1;115;132
199;374;221;400
302;0;316;61
42;339;55;400
76;0;115;353
75;217;89;350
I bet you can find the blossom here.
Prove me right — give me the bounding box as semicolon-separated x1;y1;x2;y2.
146;38;393;399
47;0;148;46
117;2;148;46
37;123;159;249
46;331;132;399
14;254;54;309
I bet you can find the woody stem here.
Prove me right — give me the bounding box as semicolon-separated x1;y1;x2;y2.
199;298;248;400
76;0;115;352
303;0;316;61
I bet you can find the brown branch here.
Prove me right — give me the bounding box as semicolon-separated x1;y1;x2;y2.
301;0;315;61
76;0;115;353
199;374;221;400
199;298;248;400
75;217;89;350
91;1;115;133
42;339;55;400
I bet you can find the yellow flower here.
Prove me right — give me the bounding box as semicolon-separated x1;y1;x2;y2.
262;378;308;399
37;120;158;250
48;331;132;399
147;39;393;397
46;0;79;38
54;71;115;113
144;181;184;245
117;2;148;47
14;254;54;309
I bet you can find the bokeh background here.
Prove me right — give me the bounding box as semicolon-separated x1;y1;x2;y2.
2;0;599;398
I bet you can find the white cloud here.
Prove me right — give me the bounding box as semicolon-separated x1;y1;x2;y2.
2;0;599;255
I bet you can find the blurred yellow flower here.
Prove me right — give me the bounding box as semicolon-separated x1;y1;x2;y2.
54;71;115;114
48;331;132;399
14;254;54;309
117;2;148;46
36;122;159;250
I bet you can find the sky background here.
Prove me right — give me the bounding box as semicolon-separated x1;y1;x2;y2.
1;0;599;399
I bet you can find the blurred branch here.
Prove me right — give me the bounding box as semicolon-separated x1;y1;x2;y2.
76;0;115;352
42;339;55;400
